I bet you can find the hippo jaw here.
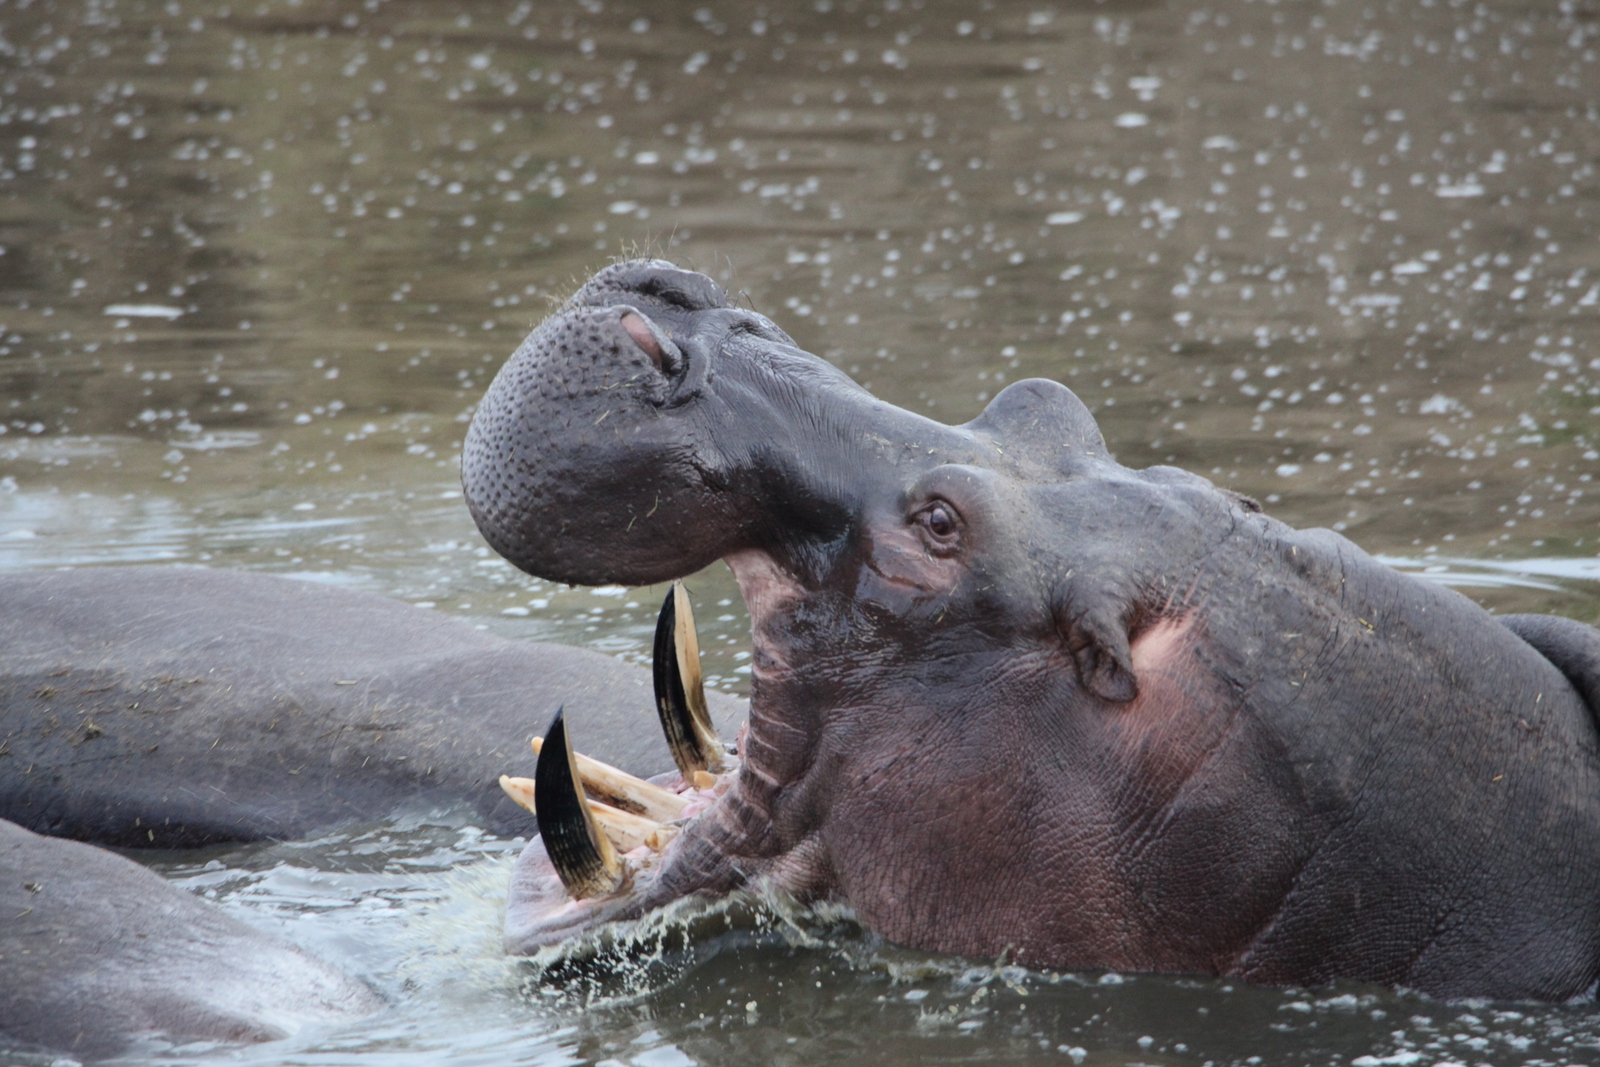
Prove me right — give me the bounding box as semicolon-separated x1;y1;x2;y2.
466;260;1291;969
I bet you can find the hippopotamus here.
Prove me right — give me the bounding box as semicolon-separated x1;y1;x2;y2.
1;815;381;1060
0;566;744;847
461;259;1600;1001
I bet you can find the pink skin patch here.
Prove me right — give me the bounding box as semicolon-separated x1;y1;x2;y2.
1114;613;1225;773
724;548;807;676
1130;615;1199;676
621;312;662;366
854;519;964;609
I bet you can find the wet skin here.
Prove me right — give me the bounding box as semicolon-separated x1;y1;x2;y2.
464;260;1600;1000
0;567;746;846
0;816;381;1060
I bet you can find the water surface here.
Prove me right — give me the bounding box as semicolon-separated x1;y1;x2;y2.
2;0;1598;1063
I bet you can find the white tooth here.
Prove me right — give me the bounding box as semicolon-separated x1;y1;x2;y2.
645;825;681;852
500;774;536;813
587;799;666;853
530;737;689;823
499;774;665;852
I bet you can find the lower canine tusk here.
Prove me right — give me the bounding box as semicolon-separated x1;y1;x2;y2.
532;709;623;899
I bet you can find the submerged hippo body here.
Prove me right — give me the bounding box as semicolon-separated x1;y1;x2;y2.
0;816;381;1060
0;567;744;846
463;260;1600;1000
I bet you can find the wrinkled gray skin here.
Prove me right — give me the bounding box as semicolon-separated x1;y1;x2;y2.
0;816;381;1060
0;567;743;847
464;259;1600;1001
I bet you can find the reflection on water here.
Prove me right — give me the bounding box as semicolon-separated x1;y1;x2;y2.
1;0;1598;1063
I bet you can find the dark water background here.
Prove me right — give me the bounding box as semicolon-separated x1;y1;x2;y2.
1;0;1598;1063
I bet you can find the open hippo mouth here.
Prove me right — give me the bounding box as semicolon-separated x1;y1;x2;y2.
462;260;1600;999
461;258;1185;957
496;581;760;948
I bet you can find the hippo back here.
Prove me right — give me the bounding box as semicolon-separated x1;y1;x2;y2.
0;567;743;846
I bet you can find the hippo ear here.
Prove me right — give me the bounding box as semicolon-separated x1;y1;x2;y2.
1060;605;1139;704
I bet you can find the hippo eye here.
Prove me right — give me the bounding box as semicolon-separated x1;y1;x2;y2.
914;501;961;546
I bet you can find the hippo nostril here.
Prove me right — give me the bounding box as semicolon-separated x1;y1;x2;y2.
621;313;664;368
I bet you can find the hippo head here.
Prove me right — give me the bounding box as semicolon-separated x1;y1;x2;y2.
463;260;1292;972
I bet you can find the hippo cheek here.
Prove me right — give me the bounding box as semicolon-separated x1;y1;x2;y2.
816;617;1290;970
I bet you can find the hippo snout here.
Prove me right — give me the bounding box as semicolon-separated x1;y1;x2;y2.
462;260;890;587
461;264;772;586
469;258;1600;1002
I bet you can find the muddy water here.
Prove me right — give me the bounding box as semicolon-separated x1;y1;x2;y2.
1;0;1598;1063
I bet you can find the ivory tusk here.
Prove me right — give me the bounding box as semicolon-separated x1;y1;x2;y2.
501;774;665;853
500;773;537;813
530;737;689;823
